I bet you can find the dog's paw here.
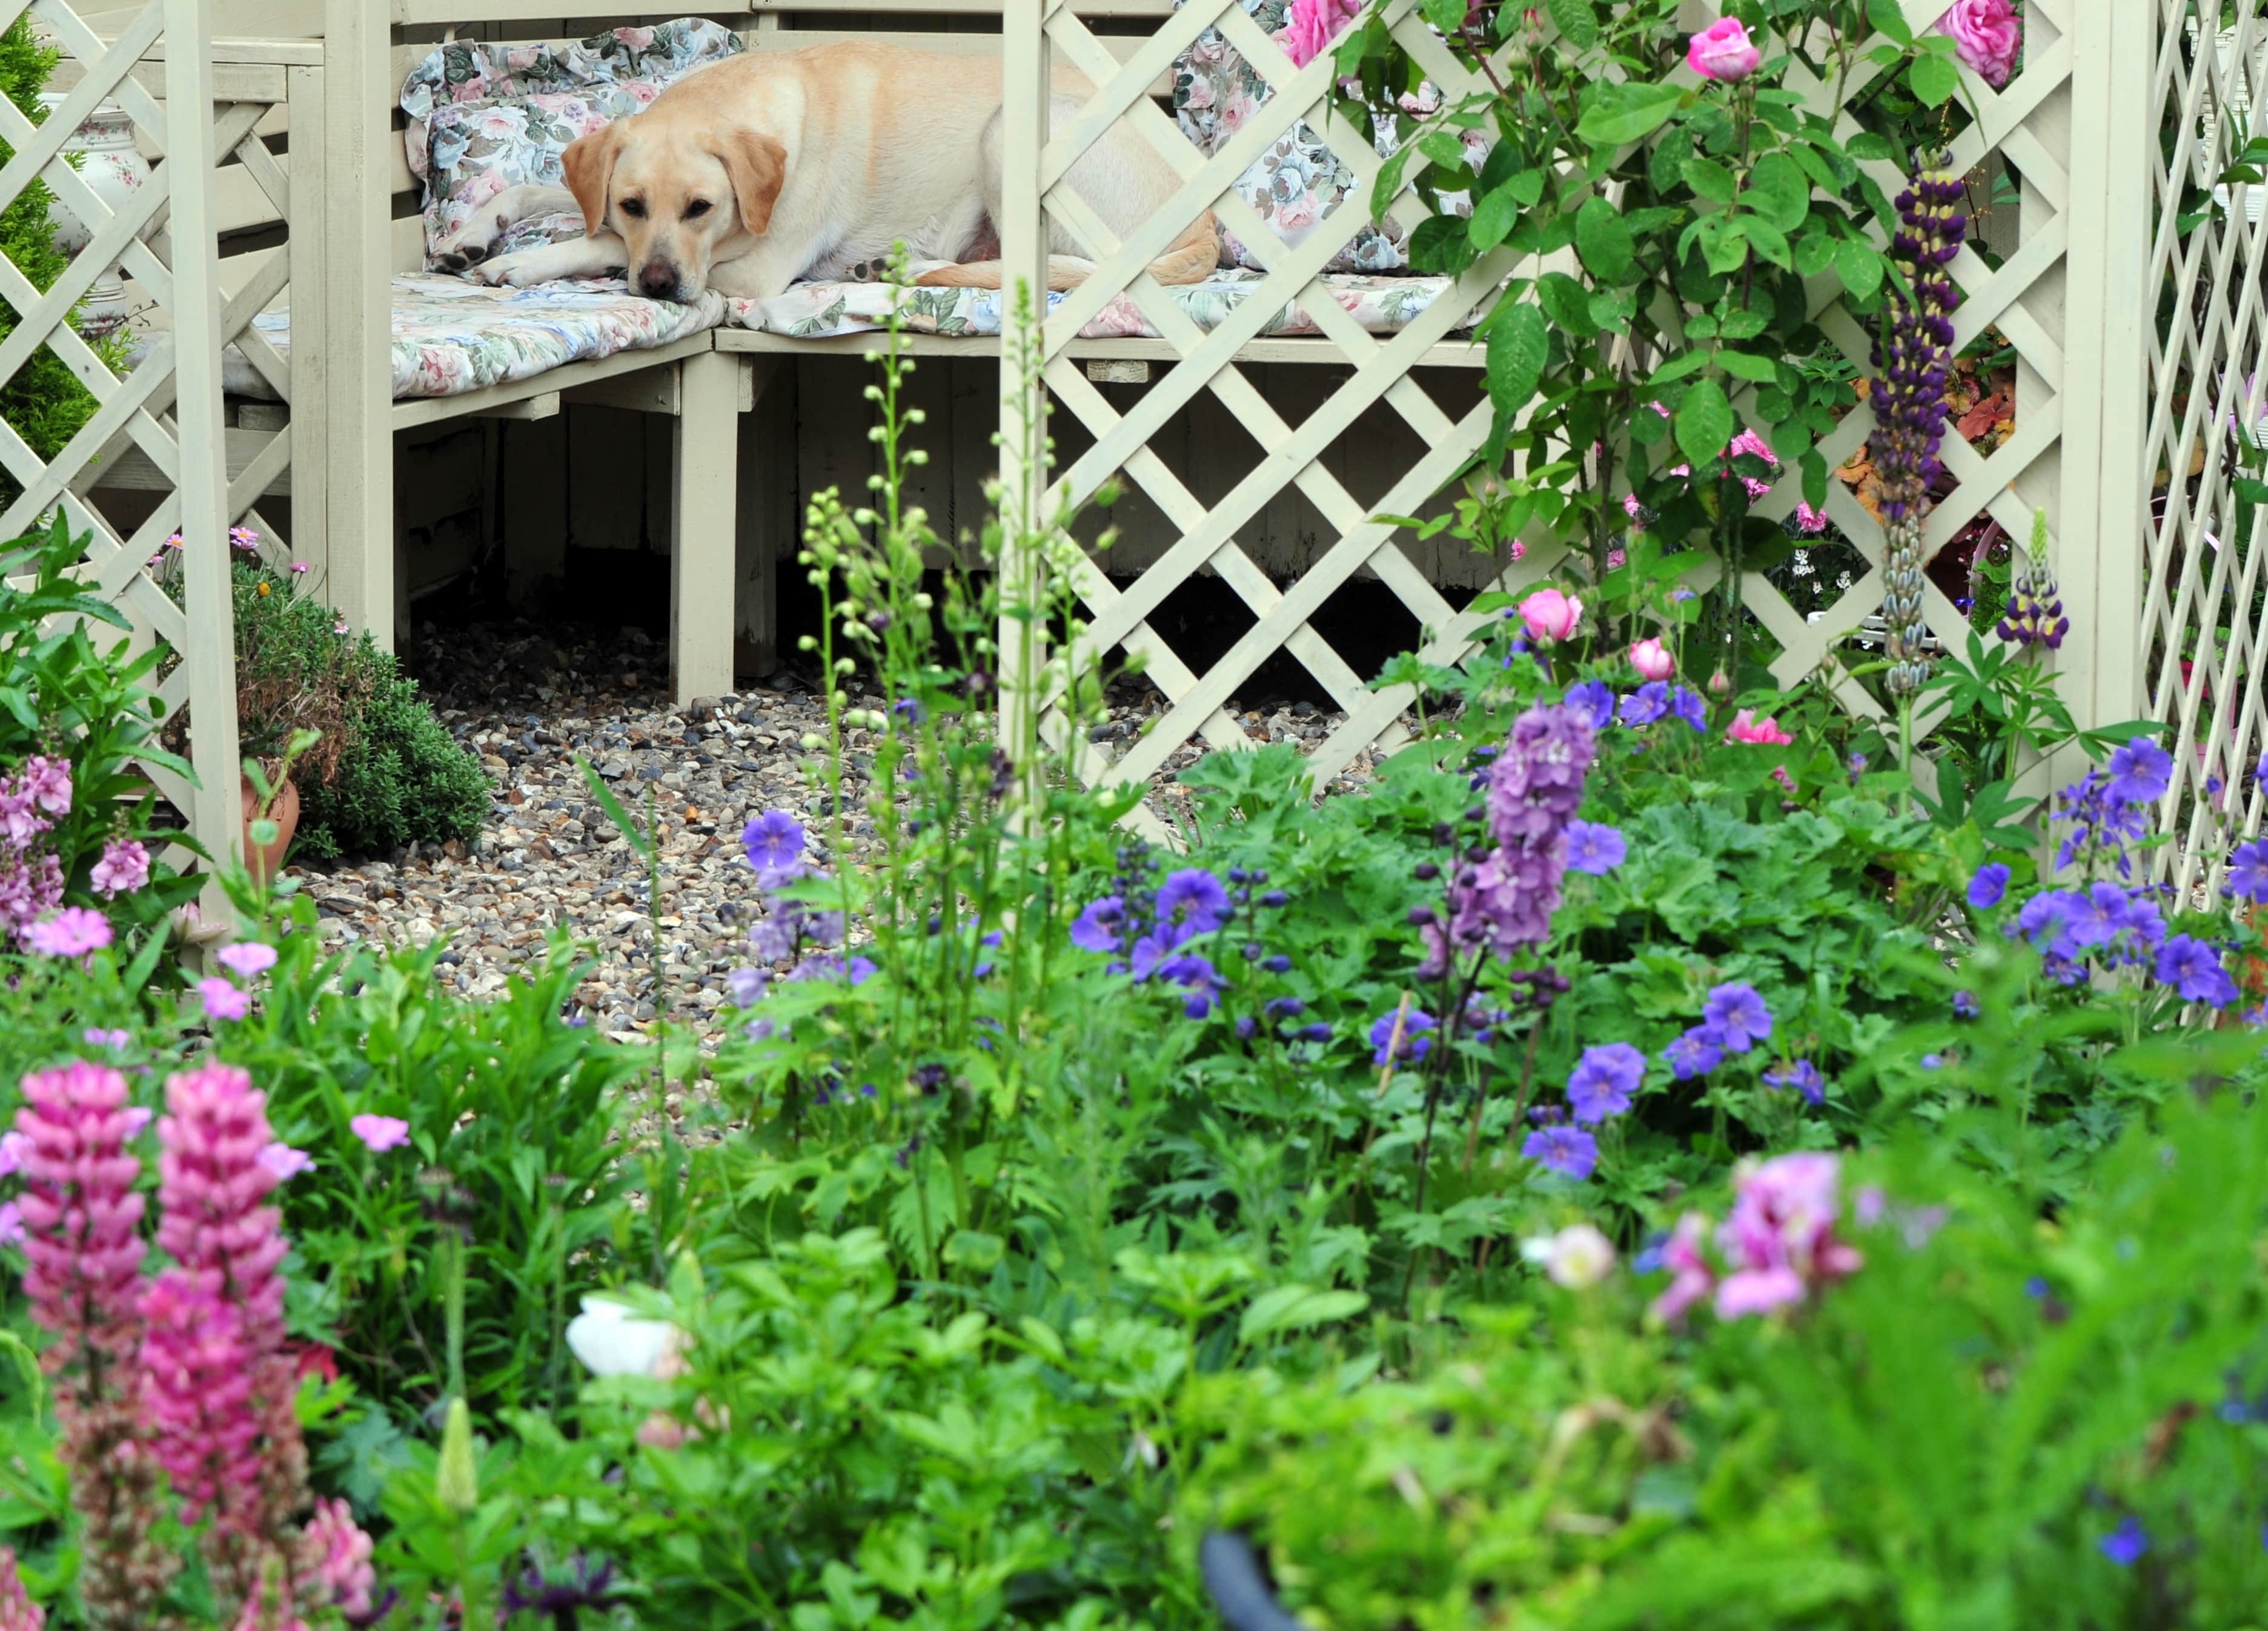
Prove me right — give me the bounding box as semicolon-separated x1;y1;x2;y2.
472;253;537;288
433;214;512;274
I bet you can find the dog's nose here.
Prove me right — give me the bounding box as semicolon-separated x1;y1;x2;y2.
637;261;678;299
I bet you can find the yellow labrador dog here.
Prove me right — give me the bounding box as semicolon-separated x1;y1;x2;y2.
446;41;1217;302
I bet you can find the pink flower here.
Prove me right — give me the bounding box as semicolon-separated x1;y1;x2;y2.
333;618;350;637
348;1114;410;1154
297;1498;376;1618
199;977;251;1022
154;1065;290;1350
0;1547;44;1630
1714;1264;1808;1316
139;1270;260;1526
0;1132;24;1177
120;1107;152;1138
1629;637;1676;681
25;908;110;958
1517;587;1584;643
1937;0;2020;87
1687;17;1761;82
1648;1214;1715;1323
91;838;150;899
20;757;70;817
1275;0;1362;68
257;1143;314;1181
287;562;310;575
217;942;278;980
1794;500;1829;534
15;1063;147;1367
80;1028;131;1051
1727;708;1795;746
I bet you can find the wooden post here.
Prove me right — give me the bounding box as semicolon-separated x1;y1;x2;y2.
995;0;1050;777
671;351;741;705
2057;0;2155;741
164;0;244;903
321;0;395;651
285;61;330;598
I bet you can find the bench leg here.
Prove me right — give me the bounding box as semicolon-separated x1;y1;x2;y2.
671;351;741;706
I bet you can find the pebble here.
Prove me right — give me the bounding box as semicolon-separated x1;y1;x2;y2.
288;618;1398;1043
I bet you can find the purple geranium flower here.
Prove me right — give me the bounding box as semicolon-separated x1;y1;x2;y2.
1563;679;1617;731
1702;982;1772;1051
1156;868;1231;935
1663;1026;1724;1080
1523;1124;1599;1180
1070;895;1126;954
743;809;806;874
2098;1515;2149;1568
1567;1041;1645;1124
1952;989;1979;1018
1966;862;2010;909
1666;685;1708;732
1564;820;1626;875
2103;739;2172;807
1762;1058;1825;1104
2226;838;2268;904
1370;1009;1437;1066
1620;682;1669;727
2156;934;2238;1006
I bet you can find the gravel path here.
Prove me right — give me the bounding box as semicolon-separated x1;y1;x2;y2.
294;619;1394;1041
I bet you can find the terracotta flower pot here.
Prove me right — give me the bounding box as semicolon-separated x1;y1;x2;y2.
240;774;300;885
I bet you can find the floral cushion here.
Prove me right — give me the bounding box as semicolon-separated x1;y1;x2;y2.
399;21;741;271
208;275;726;401
1172;0;1488;274
725;266;1480;342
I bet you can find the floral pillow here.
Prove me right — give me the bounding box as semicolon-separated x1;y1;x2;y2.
399;20;742;271
1171;0;1488;274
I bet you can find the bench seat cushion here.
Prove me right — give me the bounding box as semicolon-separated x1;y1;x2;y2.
724;267;1482;343
207;275;726;402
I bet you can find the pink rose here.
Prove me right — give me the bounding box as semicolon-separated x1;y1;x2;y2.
1517;587;1583;643
1276;0;1363;69
1630;637;1676;681
1727;708;1795;746
1937;0;2020;88
1687;18;1761;82
1276;193;1318;233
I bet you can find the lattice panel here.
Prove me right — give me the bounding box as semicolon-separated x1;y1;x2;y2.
1007;0;2103;800
0;0;248;866
2141;0;2268;897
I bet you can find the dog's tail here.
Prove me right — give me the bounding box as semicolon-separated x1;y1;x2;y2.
914;211;1218;292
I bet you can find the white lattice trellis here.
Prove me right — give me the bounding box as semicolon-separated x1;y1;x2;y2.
2143;0;2268;896
0;0;251;878
998;0;2151;812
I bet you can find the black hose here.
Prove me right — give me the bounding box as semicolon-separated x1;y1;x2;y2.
1198;1532;1313;1631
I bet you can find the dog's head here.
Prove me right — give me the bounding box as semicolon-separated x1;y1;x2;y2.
562;118;786;302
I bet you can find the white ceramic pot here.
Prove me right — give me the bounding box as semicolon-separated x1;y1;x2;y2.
36;94;152;341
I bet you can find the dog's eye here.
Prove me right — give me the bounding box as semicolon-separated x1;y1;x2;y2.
619;198;647;219
684;199;712;219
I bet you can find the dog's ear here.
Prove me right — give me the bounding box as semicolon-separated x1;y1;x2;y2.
562;123;625;238
717;130;788;237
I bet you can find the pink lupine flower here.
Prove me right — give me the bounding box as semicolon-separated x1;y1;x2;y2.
297;1498;376;1618
0;1131;25;1177
217;942;279;980
15;1062;146;1366
25;908;111;958
1629;637;1676;681
0;1548;43;1630
199;978;252;1022
91;838;150;899
139;1271;262;1525
1517;587;1583;643
349;1115;411;1153
1727;708;1795;746
1275;0;1362;68
1937;0;2020;87
154;1065;290;1351
1687;17;1761;82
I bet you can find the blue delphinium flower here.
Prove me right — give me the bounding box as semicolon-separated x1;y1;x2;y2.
1702;983;1772;1051
1966;862;2010;909
1567;1041;1646;1123
742;809;806;875
1762;1058;1825;1104
1522;1124;1599;1180
1662;1026;1724;1081
2226;838;2268;904
2098;1515;2149;1568
2157;934;2239;1006
1370;1009;1437;1066
2103;739;2173;806
1564;820;1627;875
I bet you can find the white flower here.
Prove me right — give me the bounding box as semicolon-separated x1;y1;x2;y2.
1522;1223;1617;1290
565;1295;683;1377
